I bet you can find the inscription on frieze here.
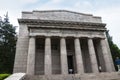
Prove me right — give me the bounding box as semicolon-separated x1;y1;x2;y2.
31;28;104;36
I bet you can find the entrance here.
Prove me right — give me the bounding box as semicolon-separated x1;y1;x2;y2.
67;55;74;74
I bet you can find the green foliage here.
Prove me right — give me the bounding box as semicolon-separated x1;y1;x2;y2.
0;74;10;80
106;31;120;70
0;13;16;73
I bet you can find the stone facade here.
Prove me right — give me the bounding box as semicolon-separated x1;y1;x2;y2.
14;10;115;76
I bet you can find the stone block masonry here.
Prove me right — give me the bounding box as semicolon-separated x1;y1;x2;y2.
13;10;116;80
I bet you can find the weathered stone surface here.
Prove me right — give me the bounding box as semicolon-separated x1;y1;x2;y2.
27;36;35;75
74;38;84;74
100;39;115;72
60;37;68;74
13;24;29;73
88;38;99;73
14;10;115;80
24;72;120;80
22;10;102;23
44;37;52;75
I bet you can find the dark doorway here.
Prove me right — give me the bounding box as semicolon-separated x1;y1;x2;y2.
67;55;74;74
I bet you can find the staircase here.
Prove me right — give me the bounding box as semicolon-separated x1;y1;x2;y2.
24;72;120;80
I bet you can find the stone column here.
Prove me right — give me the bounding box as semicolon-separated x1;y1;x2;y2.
60;37;68;74
88;38;99;73
27;36;35;75
74;38;84;74
100;38;115;72
44;37;52;75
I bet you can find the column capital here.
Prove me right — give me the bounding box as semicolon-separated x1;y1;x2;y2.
29;34;36;39
100;37;106;40
87;37;93;39
29;36;36;38
74;37;80;39
45;35;52;38
29;33;36;37
60;36;66;39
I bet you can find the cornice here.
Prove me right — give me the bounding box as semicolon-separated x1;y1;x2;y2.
18;19;106;27
28;25;106;31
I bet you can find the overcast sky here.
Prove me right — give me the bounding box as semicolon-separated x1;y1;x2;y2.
0;0;120;48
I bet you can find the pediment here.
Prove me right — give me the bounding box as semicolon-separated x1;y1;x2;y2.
22;10;102;23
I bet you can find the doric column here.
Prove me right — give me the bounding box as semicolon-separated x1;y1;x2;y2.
27;36;35;75
44;37;52;75
74;38;84;74
88;38;99;73
60;37;68;74
100;38;115;72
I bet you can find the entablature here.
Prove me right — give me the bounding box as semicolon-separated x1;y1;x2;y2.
18;19;106;30
29;28;105;39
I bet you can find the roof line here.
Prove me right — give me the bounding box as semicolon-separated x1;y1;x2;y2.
33;10;93;16
22;10;100;18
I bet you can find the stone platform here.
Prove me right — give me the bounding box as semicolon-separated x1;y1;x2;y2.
24;72;120;80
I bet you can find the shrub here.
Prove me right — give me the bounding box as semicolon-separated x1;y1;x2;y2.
0;74;10;80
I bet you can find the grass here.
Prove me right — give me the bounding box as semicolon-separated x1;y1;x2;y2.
0;74;10;80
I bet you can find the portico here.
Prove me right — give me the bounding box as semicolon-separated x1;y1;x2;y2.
26;35;113;75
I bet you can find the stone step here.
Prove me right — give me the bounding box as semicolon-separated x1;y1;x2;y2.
24;72;120;80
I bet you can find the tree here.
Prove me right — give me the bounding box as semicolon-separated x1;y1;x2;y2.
0;13;16;73
106;30;120;70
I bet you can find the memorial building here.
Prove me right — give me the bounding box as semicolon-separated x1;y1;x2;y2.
13;10;115;76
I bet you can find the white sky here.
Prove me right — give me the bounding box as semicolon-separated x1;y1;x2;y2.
0;0;120;48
